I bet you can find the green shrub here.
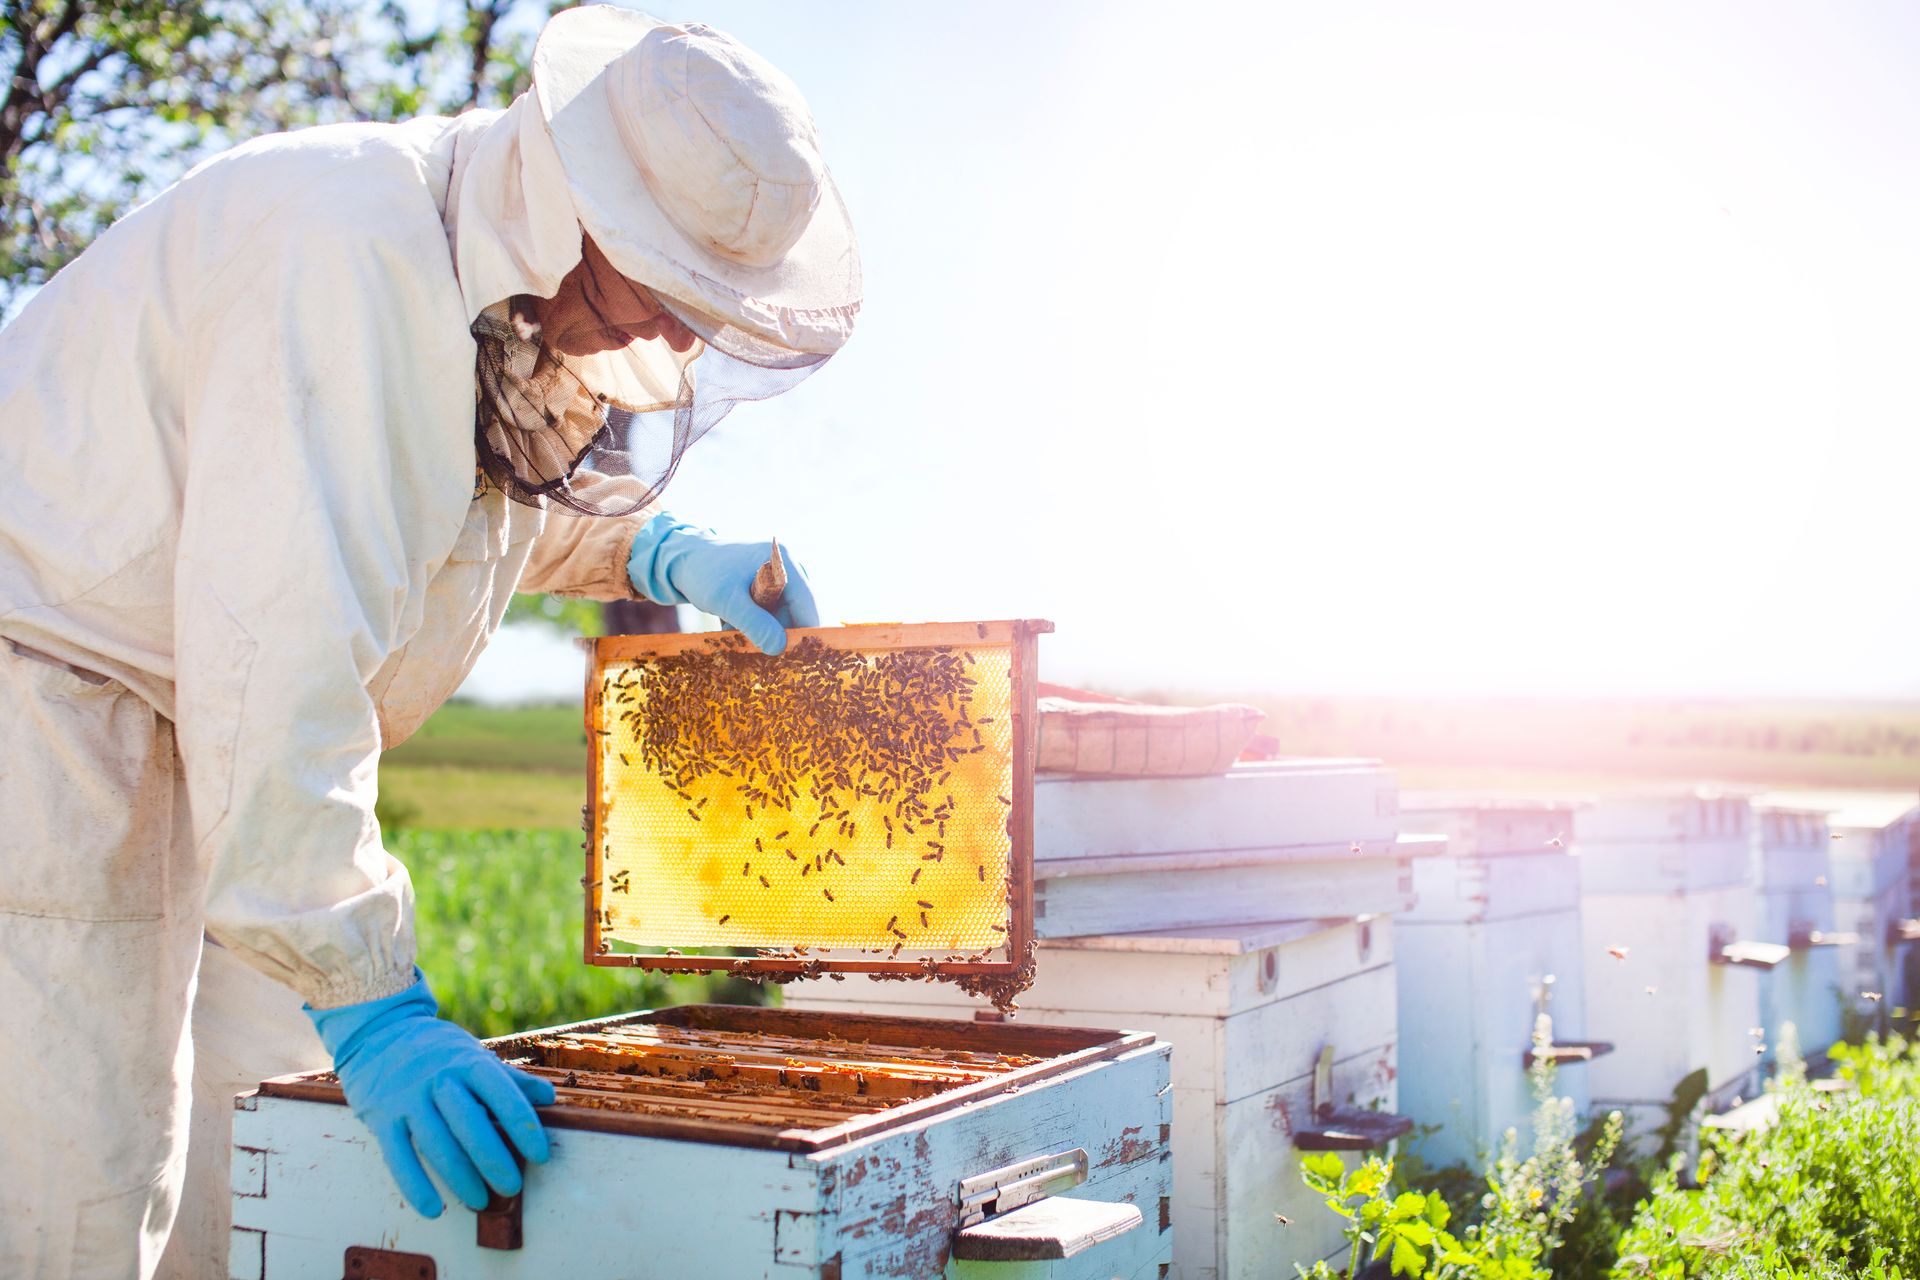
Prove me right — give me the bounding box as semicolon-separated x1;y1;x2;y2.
1296;1017;1624;1279
1609;1037;1920;1279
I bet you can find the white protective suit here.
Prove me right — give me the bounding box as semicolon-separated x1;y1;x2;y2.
0;100;661;1278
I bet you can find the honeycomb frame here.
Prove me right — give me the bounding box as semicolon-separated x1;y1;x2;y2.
583;620;1048;982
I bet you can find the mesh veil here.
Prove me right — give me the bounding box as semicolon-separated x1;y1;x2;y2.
472;297;828;516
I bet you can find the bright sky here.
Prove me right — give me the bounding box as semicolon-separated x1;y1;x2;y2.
467;1;1920;702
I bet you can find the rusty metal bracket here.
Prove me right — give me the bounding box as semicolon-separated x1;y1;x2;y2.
477;1187;524;1250
342;1245;436;1280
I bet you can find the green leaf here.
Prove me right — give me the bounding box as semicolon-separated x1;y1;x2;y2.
1389;1191;1429;1222
1389;1232;1427;1277
1300;1151;1346;1183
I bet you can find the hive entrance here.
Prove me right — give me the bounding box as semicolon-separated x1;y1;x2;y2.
585;621;1046;1002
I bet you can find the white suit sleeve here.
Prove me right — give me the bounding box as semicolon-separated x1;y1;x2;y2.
172;190;477;1009
518;500;659;601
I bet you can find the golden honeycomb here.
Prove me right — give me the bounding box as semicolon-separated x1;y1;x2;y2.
591;632;1016;957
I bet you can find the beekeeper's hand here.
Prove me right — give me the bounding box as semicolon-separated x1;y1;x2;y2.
627;512;820;655
305;970;555;1218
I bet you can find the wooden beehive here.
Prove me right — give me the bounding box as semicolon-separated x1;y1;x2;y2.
788;760;1430;1279
231;621;1178;1279
1825;798;1918;1019
1757;789;1920;1024
1395;797;1606;1169
1751;804;1845;1066
1029;759;1414;937
1575;792;1772;1142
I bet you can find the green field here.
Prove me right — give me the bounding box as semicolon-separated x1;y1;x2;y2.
380;701;587;830
384;701;586;774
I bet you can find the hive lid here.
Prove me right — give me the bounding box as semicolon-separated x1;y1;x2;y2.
583;620;1048;996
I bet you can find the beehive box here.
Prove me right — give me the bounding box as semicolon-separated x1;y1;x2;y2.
233;1007;1171;1279
1395;798;1603;1168
1826;800;1917;1019
1030;760;1412;937
233;622;1176;1278
1760;790;1920;1024
1575;793;1771;1141
787;919;1399;1280
1751;805;1844;1065
788;761;1429;1279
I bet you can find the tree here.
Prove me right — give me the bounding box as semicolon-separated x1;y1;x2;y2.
0;0;545;305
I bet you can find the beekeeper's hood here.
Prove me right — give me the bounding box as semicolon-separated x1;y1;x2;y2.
450;5;861;515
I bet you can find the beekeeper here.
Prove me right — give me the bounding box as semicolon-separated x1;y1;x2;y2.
0;8;858;1277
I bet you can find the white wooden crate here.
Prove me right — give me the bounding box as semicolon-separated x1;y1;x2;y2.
1030;761;1420;938
1034;760;1398;862
786;918;1399;1280
1396;800;1597;1169
230;1009;1172;1280
1752;806;1843;1062
1575;794;1765;1143
1757;791;1920;1019
1830;813;1916;1015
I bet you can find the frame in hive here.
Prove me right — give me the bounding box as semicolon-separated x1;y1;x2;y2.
583;620;1049;989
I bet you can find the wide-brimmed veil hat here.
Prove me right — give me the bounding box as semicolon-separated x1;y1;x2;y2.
472;6;860;517
532;5;861;358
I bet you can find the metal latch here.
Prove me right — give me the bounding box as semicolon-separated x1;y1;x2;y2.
957;1149;1088;1228
342;1246;435;1280
477;1188;523;1250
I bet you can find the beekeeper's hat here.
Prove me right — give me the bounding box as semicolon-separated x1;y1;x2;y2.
533;6;861;358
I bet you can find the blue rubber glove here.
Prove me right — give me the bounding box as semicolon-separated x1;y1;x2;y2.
305;970;555;1218
627;512;820;655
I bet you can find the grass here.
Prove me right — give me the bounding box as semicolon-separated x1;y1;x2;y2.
383;702;585;774
381;764;581;830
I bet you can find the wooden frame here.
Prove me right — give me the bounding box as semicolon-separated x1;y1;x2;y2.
257;1004;1151;1153
581;620;1050;981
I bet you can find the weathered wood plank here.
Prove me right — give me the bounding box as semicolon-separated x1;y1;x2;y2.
817;1042;1171;1280
952;1196;1142;1261
1224;1043;1399;1280
1036;857;1411;938
232;1093;821;1278
1034;761;1397;862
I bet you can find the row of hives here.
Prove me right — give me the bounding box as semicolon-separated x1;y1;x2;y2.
783;762;1920;1280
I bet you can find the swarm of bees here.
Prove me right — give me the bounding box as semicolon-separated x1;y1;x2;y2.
598;635;1022;985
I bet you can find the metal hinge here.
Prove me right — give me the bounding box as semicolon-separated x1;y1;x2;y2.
956;1149;1088;1228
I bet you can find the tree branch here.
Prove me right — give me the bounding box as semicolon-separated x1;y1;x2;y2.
464;1;500;110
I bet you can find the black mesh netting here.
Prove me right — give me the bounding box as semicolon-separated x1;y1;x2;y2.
472;297;828;516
